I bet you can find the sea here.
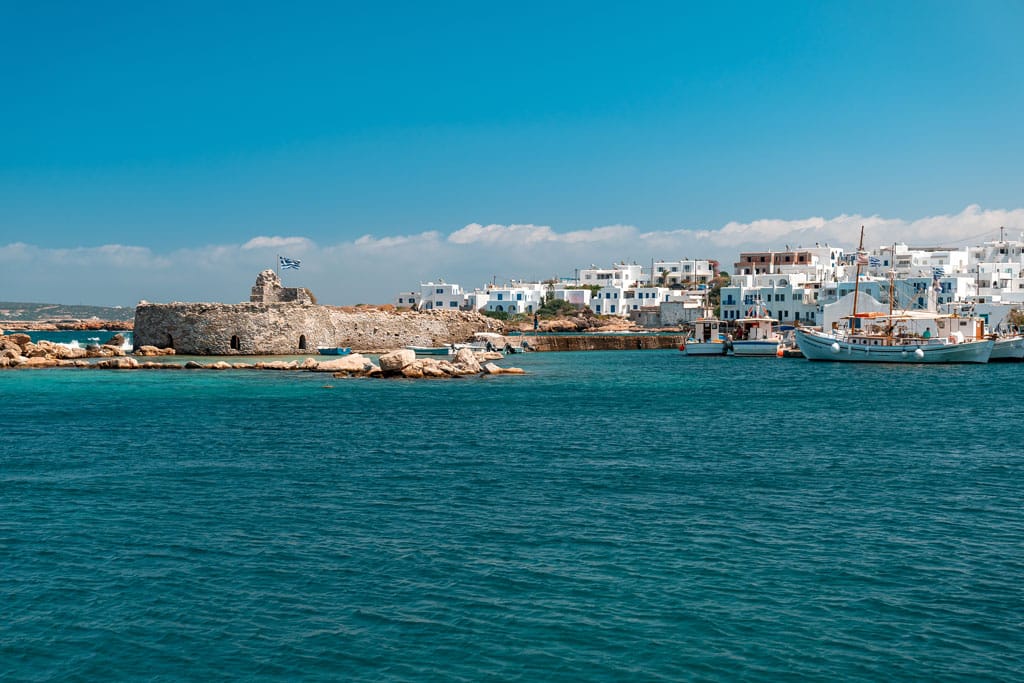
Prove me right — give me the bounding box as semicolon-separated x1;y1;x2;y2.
2;347;1022;681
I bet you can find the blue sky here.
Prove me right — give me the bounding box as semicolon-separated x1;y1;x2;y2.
2;1;1024;306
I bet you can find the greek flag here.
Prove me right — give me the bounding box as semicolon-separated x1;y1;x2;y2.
868;256;881;267
932;266;945;279
279;256;301;270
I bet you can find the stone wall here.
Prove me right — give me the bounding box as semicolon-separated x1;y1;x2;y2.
133;302;504;355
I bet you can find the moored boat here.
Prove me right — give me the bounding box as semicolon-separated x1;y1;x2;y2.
681;317;728;356
794;326;993;363
793;227;994;364
989;335;1024;361
405;345;454;356
730;304;783;357
317;346;351;356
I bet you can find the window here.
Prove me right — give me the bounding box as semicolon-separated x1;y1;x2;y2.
436;288;443;294
230;335;241;350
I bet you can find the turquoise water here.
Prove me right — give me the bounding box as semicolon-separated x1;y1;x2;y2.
2;351;1022;681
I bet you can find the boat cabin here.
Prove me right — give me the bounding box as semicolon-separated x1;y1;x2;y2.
692;318;723;343
733;317;776;341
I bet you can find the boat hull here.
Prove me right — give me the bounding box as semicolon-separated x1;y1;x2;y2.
683;341;727;356
794;329;993;364
990;336;1024;361
731;340;781;357
317;347;351;356
405;346;453;356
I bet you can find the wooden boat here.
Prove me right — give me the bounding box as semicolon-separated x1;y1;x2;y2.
317;346;351;356
681;316;728;356
405;345;453;356
794;228;993;364
731;301;783;357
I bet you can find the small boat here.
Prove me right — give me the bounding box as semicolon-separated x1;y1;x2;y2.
989;335;1024;361
731;302;783;357
317;346;351;356
681;316;728;356
405;345;454;356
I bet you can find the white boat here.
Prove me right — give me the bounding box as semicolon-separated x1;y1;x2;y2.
405;345;454;356
793;228;993;364
730;304;782;357
794;326;993;363
989;335;1024;361
682;317;728;356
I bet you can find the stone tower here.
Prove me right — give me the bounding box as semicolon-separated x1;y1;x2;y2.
249;269;316;304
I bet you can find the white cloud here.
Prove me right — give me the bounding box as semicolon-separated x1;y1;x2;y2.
2;206;1021;307
448;222;636;246
352;231;442;250
241;236;313;250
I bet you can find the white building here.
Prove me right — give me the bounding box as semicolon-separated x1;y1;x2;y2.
482;282;545;314
577;263;644;289
649;259;715;287
416;281;466;311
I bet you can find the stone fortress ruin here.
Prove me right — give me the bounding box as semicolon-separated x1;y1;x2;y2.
133;270;502;355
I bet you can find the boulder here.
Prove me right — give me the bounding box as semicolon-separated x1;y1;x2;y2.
483;362;526;375
93;357;139;369
6;333;30;347
451;347;482;374
314;354;374;373
209;361;233;370
400;363;425;378
23;356;58;368
103;333;125;347
135;345;175;356
184;361;204;369
379;349;416;375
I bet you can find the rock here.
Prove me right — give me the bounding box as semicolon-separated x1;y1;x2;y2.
6;333;30;347
313;354;374;373
400;363;424;378
184;361;204;369
93;357;139;369
417;359;450;377
379;349;416;375
209;361;233;369
135;345;175;356
300;358;319;370
23;356;58;368
0;357;9;368
103;333;125;346
482;362;526;375
451;347;482;373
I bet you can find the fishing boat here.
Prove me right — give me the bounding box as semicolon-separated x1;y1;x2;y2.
405;345;454;356
988;334;1024;361
681;316;728;356
794;228;994;364
317;346;351;356
730;301;783;357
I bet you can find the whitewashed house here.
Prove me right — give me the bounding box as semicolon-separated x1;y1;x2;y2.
417;281;465;311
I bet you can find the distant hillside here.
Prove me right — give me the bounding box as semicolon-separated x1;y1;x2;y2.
0;301;135;322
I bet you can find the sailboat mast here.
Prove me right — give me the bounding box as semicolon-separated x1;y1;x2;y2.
851;226;865;319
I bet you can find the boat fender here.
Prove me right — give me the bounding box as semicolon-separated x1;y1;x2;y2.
914;348;925;359
679;343;686;351
830;342;841;353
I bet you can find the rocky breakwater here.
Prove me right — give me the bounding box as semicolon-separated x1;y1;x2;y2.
1;332;141;368
133;302;504;355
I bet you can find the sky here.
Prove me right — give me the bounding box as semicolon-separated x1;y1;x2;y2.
2;1;1024;307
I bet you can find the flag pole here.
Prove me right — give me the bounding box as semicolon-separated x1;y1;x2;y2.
276;254;280;278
